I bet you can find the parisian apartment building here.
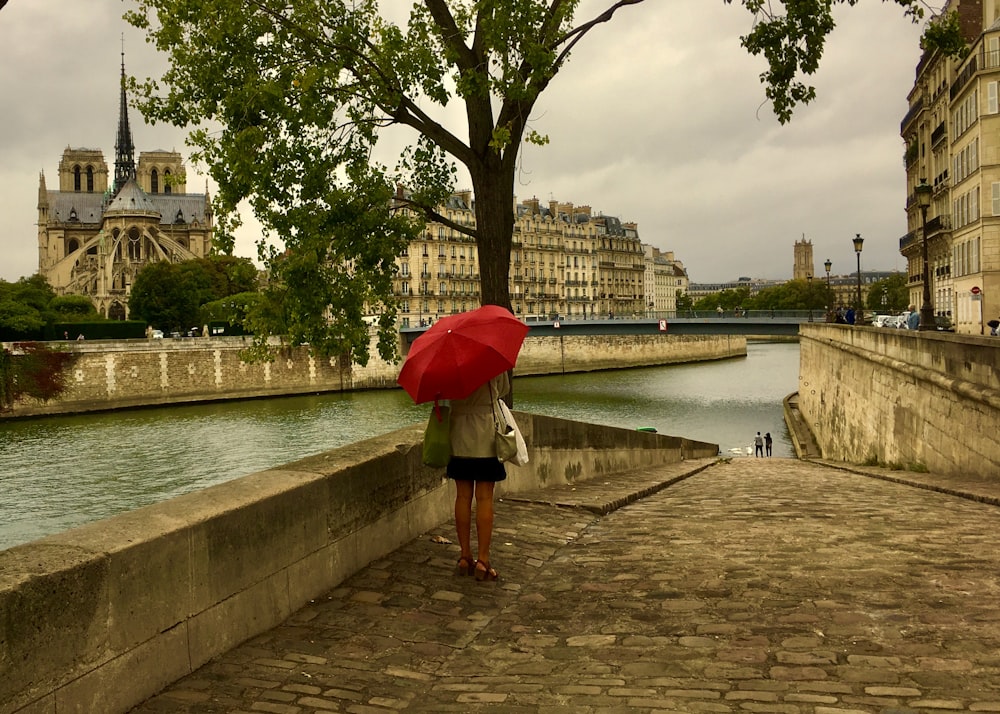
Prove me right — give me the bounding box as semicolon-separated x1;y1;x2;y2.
900;0;1000;334
391;192;688;328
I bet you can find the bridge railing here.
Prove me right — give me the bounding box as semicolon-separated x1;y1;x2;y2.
401;310;830;334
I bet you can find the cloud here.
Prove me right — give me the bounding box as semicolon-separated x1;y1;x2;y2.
0;0;924;285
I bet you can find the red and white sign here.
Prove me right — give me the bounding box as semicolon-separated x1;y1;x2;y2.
971;286;981;295
658;320;668;332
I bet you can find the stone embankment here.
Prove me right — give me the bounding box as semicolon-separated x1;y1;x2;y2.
1;333;746;418
0;413;717;714
797;324;1000;478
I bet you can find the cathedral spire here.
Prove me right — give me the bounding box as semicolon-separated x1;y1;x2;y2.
113;42;136;196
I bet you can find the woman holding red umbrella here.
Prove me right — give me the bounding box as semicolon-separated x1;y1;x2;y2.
448;370;510;581
397;305;529;582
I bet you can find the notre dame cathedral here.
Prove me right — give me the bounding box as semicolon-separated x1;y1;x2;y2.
36;54;213;320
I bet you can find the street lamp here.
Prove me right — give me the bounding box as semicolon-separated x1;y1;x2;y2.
915;179;935;331
806;274;813;322
853;234;864;324
824;258;832;320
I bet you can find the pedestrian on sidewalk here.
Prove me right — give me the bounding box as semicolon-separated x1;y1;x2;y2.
764;432;773;457
754;432;764;457
447;372;509;582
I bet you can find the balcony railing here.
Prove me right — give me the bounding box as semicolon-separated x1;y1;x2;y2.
930;121;947;148
898;213;951;251
927;214;952;234
951;54;979;99
900;97;926;133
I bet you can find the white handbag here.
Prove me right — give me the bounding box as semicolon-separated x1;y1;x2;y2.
495;398;529;466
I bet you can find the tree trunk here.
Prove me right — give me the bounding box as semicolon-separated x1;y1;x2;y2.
470;166;514;311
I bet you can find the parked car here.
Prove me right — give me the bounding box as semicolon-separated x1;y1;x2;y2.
150;329;164;339
872;315;905;329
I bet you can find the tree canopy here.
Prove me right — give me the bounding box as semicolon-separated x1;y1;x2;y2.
127;255;259;332
125;0;962;363
865;272;910;312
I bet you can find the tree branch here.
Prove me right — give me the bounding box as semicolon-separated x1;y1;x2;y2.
553;0;647;67
393;196;477;240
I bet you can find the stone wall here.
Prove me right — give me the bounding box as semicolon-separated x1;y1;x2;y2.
0;414;717;714
515;333;745;375
798;324;1000;477
2;333;745;418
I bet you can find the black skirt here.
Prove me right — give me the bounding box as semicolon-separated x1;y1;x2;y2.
447;456;507;482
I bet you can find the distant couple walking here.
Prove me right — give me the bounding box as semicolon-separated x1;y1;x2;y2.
754;431;772;457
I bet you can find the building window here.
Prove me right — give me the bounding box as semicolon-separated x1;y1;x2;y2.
73;165;81;192
151;169;159;194
164;169;172;194
86;167;94;192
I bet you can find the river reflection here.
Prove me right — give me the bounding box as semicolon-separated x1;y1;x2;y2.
0;341;798;550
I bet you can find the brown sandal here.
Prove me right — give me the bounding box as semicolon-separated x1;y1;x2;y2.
456;556;475;576
474;561;498;581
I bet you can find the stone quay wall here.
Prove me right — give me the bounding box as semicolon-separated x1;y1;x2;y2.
1;333;746;418
798;324;1000;477
0;414;717;714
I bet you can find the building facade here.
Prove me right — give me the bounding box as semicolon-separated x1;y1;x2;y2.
900;0;1000;334
644;246;688;316
391;193;687;327
36;57;213;320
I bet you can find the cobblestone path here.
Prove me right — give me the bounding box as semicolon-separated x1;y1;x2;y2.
132;458;1000;713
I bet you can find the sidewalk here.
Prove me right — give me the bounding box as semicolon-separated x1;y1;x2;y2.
132;458;1000;713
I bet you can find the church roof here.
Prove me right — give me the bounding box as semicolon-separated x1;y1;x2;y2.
47;183;210;225
106;178;159;215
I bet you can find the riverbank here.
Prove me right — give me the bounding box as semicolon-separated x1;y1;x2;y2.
1;333;746;419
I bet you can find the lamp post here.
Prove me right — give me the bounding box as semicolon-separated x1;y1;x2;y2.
853;234;864;324
824;258;832;320
806;274;813;322
915;179;935;331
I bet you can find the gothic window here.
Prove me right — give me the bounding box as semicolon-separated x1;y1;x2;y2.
128;227;142;261
66;239;79;256
74;166;81;192
151;169;159;194
86;167;94;192
163;169;172;194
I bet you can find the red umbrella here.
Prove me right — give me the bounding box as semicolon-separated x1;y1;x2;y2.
397;305;529;404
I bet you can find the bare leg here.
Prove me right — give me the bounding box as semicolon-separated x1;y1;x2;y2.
454;480;474;564
474;481;497;577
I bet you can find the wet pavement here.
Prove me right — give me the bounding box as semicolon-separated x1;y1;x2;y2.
131;457;1000;713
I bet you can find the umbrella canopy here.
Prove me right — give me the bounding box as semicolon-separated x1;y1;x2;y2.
397;305;529;404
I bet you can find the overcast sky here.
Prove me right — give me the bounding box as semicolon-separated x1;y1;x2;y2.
0;0;926;285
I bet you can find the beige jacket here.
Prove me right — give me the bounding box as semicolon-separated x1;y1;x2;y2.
449;373;510;458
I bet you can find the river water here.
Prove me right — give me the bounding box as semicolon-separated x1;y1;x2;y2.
0;341;798;551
